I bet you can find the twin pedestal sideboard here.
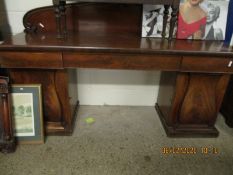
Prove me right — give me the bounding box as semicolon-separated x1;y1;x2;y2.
0;3;233;153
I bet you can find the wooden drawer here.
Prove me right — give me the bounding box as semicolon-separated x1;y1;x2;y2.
0;52;63;68
63;53;181;71
181;56;233;73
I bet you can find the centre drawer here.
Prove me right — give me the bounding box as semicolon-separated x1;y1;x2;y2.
63;53;181;71
181;56;233;73
0;51;63;69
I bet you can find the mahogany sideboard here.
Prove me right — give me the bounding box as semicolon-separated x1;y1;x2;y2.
0;3;233;153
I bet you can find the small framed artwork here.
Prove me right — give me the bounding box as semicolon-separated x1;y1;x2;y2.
142;5;177;38
11;84;44;144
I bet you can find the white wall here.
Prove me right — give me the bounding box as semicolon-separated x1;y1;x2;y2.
2;0;52;34
2;0;161;106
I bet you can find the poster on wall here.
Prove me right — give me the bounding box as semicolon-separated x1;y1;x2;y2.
177;0;230;40
141;5;176;38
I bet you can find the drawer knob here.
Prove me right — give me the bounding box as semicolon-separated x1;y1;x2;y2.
228;61;233;67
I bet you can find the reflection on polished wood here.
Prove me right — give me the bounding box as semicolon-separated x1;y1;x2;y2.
1;32;233;56
0;2;233;153
50;2;180;39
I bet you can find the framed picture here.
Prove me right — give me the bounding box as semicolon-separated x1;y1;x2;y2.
142;5;177;38
177;0;230;40
11;84;44;144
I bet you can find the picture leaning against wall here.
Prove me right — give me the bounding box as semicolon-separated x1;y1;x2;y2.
11;85;44;144
177;0;230;40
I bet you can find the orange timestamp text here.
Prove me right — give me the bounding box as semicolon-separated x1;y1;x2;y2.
162;147;219;154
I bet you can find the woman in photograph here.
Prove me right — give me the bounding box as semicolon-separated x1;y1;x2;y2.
204;2;223;40
177;0;207;39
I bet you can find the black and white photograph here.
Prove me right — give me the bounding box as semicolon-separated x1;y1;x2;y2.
204;0;230;40
142;5;175;38
177;0;230;40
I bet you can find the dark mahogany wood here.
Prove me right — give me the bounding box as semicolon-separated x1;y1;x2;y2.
0;51;63;69
57;0;176;4
181;56;233;73
221;76;233;127
8;69;79;135
23;3;142;36
156;72;230;137
63;52;181;70
0;3;233;145
1;32;233;57
0;75;15;153
51;1;179;39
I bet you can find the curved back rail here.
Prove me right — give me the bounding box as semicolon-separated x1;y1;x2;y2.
23;3;142;37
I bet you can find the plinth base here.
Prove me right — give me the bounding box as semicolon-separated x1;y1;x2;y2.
155;103;219;137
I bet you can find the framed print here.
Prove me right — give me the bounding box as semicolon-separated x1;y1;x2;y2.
177;0;230;40
11;84;44;144
142;5;177;38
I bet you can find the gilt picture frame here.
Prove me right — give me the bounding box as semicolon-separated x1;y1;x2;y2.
11;84;44;144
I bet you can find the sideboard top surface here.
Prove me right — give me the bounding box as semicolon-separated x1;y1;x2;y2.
0;32;232;57
1;1;227;57
56;0;178;5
